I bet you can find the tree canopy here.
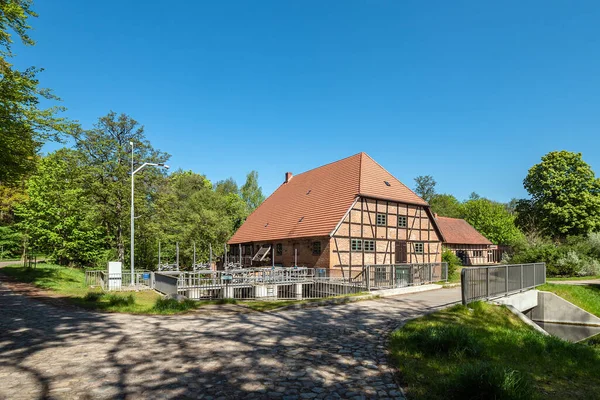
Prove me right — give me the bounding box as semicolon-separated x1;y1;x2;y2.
0;1;76;184
241;171;265;213
520;151;600;238
430;194;462;218
414;175;436;203
461;198;524;246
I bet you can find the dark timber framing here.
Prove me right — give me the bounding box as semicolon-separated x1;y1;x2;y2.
329;195;443;269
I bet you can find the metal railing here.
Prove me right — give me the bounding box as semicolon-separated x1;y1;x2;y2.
360;263;448;290
461;263;546;305
84;270;154;291
155;272;178;295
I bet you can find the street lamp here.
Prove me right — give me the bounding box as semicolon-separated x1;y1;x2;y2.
130;141;169;285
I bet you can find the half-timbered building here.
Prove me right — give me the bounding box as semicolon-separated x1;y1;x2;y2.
227;153;444;274
435;216;496;265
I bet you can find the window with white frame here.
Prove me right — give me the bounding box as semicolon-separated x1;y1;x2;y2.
414;242;424;254
351;239;362;251
398;216;407;228
364;240;375;252
376;213;387;226
473;250;483;258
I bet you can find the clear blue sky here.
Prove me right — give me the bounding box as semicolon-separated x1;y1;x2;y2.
15;1;600;202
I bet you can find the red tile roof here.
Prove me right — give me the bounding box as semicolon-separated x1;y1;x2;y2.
436;216;492;245
228;152;428;244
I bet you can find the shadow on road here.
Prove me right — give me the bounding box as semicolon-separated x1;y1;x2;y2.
0;279;460;399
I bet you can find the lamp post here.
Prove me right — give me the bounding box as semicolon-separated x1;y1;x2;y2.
130;141;169;285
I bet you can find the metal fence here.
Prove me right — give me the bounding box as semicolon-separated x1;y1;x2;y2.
358;263;448;290
461;263;546;305
85;263;449;300
84;270;154;291
155;272;178;295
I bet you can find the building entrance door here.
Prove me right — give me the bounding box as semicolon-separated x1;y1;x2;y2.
395;241;408;264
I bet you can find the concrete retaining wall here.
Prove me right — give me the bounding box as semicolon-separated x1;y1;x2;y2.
493;290;538;312
528;291;600;326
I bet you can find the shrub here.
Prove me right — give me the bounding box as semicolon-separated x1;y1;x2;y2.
442;249;461;278
577;258;600;277
152;297;197;312
83;292;103;302
446;362;534;400
587;232;600;258
411;325;481;358
106;294;135;307
554;250;582;276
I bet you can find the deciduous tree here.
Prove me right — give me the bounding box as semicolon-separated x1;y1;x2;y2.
73;112;169;263
240;170;265;213
430;194;462;218
461;198;523;245
0;1;76;183
15;149;105;265
522;151;600;238
414;175;436;203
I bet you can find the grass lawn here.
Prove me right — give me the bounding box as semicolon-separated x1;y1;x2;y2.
0;263;371;314
389;302;600;400
537;283;600;317
547;275;600;281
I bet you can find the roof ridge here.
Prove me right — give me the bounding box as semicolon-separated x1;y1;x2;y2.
292;152;363;178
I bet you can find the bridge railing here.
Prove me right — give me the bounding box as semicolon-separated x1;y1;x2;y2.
461;263;546;305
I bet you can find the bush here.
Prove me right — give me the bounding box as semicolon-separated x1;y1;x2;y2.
106;294;135;307
411;325;481;358
442;249;461;278
554;250;582;276
577;258;600;277
83;292;103;302
587;232;600;258
446;362;534;400
152;297;197;312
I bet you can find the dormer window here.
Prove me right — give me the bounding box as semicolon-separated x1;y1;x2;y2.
384;181;391;186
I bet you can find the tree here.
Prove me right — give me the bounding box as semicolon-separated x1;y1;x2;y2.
214;178;239;196
15;149;105;265
460;198;524;245
414;175;436;203
240;170;265;213
430;194;462;218
73;112;169;263
522;151;600;238
150;171;247;268
0;1;76;184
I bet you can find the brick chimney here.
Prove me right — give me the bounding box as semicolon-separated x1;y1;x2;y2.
285;172;293;183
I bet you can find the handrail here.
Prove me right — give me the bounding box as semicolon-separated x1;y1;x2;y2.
460;263;546;305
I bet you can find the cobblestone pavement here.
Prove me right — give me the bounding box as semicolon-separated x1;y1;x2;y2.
0;275;460;400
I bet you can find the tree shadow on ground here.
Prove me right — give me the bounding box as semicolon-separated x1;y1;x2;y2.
0;280;460;399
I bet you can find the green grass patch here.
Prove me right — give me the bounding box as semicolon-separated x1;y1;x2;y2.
538;283;600;317
0;263;165;313
389;302;600;399
0;264;373;314
547;275;600;281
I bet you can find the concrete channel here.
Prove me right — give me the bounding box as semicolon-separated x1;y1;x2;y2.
495;290;600;342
